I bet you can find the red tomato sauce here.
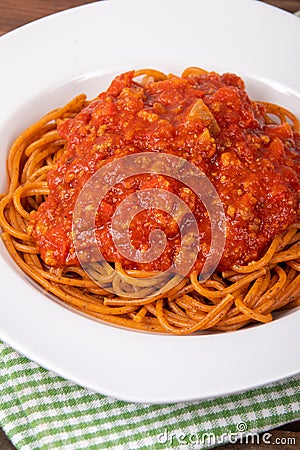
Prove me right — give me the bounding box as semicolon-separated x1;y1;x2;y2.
29;70;300;273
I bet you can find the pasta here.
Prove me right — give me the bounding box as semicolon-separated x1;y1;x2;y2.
0;67;299;334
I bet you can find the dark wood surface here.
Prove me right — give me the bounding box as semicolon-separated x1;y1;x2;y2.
0;0;299;449
262;0;300;11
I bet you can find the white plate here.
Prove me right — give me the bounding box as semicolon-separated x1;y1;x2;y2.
0;0;300;404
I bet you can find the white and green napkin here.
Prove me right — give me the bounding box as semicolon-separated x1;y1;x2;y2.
0;340;299;449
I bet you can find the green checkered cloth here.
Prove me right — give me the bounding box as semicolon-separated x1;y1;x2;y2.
0;340;299;449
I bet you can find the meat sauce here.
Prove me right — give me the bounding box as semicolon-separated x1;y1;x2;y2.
29;70;300;273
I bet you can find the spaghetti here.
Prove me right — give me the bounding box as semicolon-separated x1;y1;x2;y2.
1;67;300;334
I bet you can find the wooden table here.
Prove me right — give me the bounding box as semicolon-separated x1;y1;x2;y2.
0;0;299;449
